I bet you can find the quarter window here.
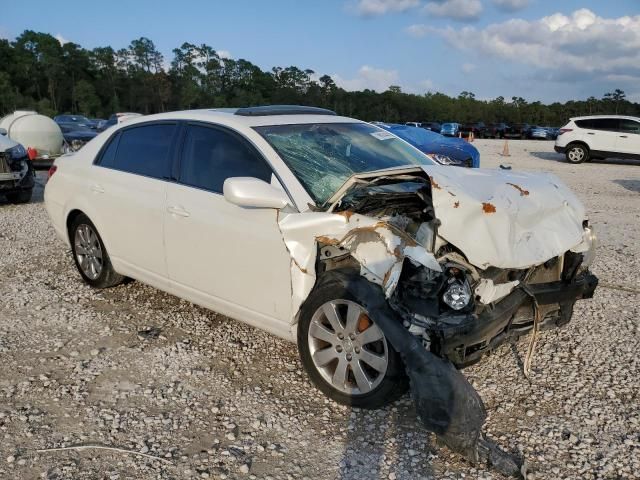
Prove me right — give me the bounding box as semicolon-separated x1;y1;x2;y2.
107;123;177;179
96;132;120;168
619;119;640;134
179;124;273;193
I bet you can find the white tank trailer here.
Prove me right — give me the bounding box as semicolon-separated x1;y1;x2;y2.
0;111;63;161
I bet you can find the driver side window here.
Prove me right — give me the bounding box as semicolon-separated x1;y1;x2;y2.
179;124;273;194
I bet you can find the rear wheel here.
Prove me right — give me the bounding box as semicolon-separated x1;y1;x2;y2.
298;275;407;409
566;144;589;164
69;213;124;288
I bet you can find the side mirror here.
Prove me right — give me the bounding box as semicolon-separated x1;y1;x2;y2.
0;128;7;136
223;177;290;209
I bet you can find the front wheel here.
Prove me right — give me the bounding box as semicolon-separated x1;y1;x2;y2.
69;213;125;288
565;144;589;164
298;276;407;409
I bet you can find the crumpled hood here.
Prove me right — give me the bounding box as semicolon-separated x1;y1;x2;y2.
423;164;586;269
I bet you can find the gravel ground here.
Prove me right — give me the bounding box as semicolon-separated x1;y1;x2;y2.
0;140;638;480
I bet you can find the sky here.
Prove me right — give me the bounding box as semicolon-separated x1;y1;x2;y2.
2;0;639;103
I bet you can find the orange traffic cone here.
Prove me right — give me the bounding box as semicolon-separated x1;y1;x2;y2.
469;131;474;143
500;140;510;157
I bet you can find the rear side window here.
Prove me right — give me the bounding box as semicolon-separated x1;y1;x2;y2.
107;123;177;179
575;119;593;129
179;124;272;193
576;118;619;131
619;119;640;134
97;132;120;168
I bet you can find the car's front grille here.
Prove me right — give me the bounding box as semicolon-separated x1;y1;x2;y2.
0;154;11;174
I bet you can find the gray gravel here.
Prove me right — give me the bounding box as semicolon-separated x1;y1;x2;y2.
0;141;639;479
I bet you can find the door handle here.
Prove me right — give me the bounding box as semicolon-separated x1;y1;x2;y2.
90;184;105;193
619;135;628;138
167;205;190;218
587;132;595;135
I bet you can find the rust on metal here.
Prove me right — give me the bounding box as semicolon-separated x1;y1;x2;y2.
430;178;442;190
506;182;530;197
482;202;497;214
454;201;460;208
337;210;356;220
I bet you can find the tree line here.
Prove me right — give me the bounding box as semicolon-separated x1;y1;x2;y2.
0;30;638;126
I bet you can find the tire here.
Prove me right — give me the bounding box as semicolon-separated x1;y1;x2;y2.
69;213;124;289
6;188;33;204
297;272;408;409
565;144;589;164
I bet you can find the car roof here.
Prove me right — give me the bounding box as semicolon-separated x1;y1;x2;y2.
570;115;640;121
116;108;362;129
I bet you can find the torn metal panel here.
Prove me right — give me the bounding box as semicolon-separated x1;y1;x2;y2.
327;165;588;271
278;211;441;318
426;165;587;269
475;278;520;305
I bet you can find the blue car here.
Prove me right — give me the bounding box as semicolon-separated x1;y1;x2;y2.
440;122;460;137
376;123;480;168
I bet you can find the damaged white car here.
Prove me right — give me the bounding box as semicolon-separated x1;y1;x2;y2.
44;106;598;475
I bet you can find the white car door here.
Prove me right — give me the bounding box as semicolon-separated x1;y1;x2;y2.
164;123;293;333
90;122;178;283
616;119;640;156
580;118;619;153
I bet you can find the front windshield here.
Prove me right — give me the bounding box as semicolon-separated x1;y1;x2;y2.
255;122;434;204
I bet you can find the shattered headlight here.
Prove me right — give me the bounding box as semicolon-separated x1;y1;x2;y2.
442;277;472;310
428;153;463;166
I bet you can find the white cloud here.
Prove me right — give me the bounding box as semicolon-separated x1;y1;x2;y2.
462;62;476;73
218;50;232;59
428;9;640;80
406;24;431;37
492;0;529;12
332;65;400;92
54;33;69;45
419;79;435;90
349;0;420;16
423;0;483;22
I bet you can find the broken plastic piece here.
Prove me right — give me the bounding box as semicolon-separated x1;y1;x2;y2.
324;271;523;477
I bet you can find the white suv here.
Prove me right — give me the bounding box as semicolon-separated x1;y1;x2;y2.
555;115;640;163
44;105;598;468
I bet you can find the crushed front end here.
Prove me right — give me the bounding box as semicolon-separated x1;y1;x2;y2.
280;165;598;477
0;144;35;200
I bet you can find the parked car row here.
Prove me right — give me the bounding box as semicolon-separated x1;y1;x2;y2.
404;121;560;140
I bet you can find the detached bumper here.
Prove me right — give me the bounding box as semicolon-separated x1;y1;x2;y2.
554;145;566;154
437;272;598;367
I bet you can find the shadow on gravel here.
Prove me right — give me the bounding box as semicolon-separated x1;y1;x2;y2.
613;179;640;193
529;151;565;162
338;400;437;480
594;158;640;167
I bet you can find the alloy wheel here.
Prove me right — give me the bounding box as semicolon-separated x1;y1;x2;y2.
308;299;388;395
74;224;103;280
568;147;585;162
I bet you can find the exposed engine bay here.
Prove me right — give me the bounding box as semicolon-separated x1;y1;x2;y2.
278;166;598;477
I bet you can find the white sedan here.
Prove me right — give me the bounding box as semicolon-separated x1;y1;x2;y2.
45;105;598;467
